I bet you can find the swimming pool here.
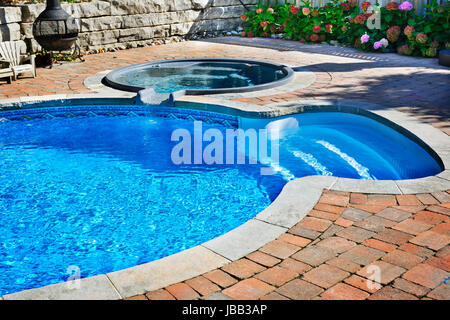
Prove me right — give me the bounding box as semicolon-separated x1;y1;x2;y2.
0;105;442;295
103;58;294;94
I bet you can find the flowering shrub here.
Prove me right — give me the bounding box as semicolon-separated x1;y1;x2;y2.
425;47;437;57
241;0;450;58
385;2;399;11
404;26;415;39
387;26;401;43
398;44;413;55
416;33;428;44
360;1;371;12
361;34;370;43
242;0;348;43
373;41;383;49
399;1;414;11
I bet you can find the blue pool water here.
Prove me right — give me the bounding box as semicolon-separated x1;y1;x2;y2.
0;106;442;295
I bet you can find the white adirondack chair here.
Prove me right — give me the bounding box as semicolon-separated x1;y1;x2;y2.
0;41;36;80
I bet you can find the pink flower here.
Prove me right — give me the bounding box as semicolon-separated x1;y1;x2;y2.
373;41;383;49
380;38;389;47
267;7;274;13
260;21;268;28
256;8;263;14
387;26;401;42
290;6;299;14
240;14;247;22
354;14;368;24
397;44;413;55
313;25;321;33
385;1;399;10
360;34;370;43
416;33;428;44
310;34;319;42
361;1;371;11
341;2;350;11
302;7;311;15
399;1;413;11
404;25;415;37
325;24;333;33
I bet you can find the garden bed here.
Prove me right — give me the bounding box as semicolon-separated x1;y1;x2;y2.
240;0;449;58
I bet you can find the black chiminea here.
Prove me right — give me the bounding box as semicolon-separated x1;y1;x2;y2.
33;0;79;51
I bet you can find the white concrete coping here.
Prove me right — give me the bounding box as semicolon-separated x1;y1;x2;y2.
0;93;449;300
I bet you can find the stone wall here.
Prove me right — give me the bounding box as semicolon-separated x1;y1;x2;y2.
0;0;256;53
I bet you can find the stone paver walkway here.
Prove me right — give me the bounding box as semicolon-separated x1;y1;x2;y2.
2;37;449;134
126;190;450;300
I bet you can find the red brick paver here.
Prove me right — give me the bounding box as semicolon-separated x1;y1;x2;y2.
321;283;370;300
145;289;176;300
221;259;266;280
165;283;200;300
222;278;274;300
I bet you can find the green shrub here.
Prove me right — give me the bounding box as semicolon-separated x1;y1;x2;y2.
241;0;450;58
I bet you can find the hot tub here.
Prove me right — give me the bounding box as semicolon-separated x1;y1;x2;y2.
103;58;294;94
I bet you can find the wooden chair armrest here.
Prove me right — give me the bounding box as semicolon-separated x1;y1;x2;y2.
21;54;34;61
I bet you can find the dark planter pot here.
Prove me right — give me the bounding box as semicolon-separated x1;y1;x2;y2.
438;49;450;67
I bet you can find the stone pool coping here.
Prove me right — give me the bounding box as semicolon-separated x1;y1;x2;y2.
0;93;449;300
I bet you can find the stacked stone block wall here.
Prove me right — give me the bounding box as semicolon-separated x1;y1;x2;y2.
0;0;256;53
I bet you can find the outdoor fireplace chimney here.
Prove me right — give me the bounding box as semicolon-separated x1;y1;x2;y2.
32;0;79;51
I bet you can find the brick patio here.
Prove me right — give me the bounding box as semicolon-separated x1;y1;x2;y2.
1;37;449;300
127;190;450;300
